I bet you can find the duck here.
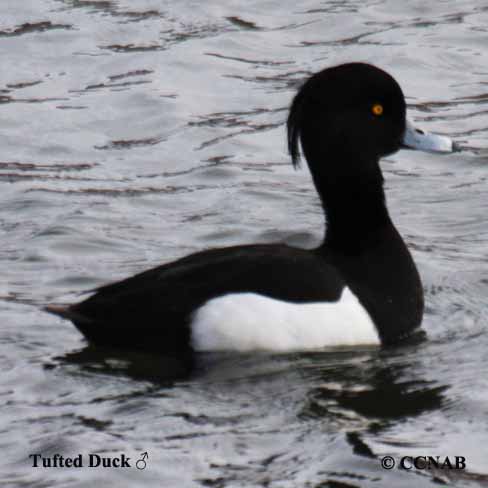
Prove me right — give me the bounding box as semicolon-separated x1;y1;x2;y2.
46;63;453;353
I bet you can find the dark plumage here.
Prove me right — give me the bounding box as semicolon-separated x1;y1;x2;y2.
46;63;453;353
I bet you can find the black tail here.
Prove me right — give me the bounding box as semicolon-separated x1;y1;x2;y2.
44;304;92;324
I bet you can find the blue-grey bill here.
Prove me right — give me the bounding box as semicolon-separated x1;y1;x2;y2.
402;119;453;153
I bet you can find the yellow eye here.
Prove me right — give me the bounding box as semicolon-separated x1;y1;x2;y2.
372;104;384;116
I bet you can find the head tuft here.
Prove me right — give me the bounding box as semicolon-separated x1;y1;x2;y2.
286;63;406;169
287;85;306;168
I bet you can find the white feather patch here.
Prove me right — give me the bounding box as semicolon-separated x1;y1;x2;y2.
190;287;380;352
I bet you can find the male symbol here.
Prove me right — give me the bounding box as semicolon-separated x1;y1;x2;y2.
136;452;148;470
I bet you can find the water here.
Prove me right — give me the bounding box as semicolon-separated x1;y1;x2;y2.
1;1;488;486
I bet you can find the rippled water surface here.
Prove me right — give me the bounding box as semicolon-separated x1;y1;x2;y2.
2;1;488;487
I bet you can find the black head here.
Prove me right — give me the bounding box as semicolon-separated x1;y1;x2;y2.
287;63;407;173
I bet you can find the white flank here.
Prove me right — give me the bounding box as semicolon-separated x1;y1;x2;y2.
190;287;380;352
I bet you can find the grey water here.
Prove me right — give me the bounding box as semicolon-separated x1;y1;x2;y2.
1;1;488;486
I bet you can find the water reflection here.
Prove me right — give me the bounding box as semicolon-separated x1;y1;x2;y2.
57;345;195;385
296;348;449;487
57;341;447;435
302;362;446;424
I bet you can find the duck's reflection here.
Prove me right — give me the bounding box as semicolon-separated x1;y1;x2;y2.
56;332;446;427
56;345;195;385
299;332;446;426
301;359;446;423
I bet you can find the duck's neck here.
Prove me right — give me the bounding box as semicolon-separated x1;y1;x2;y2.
312;157;391;251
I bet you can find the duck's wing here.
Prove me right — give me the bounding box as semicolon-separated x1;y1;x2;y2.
46;244;345;351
